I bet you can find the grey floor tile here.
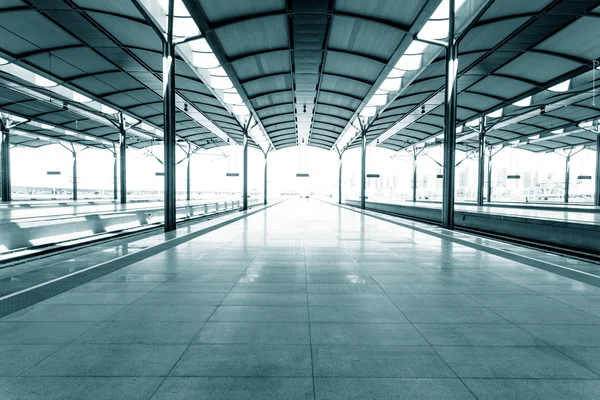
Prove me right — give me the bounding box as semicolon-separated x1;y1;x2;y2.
70;282;161;293
25;344;187;377
555;347;600;375
0;377;163;400
470;294;567;308
0;345;61;376
0;322;97;344
195;322;310;344
519;324;600;347
237;274;306;283
312;345;454;377
151;377;314;400
307;284;382;293
210;306;308;322
310;323;427;345
309;306;408;323
400;307;507;324
463;378;600;400
110;304;216;321
93;273;175;283
171;344;312;377
492;306;600;324
2;305;126;322
230;283;307;293
75;321;205;344
435;346;598;378
135;292;226;305
389;294;482;308
308;293;394;307
221;293;307;306
548;295;600;309
314;378;475;400
306;275;375;284
39;292;146;306
378;283;458;294
152;283;234;292
415;323;544;346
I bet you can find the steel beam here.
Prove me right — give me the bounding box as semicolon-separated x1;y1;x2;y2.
595;133;600;207
242;129;248;211
338;152;343;205
113;146;117;201
487;150;493;203
412;153;418;202
163;0;177;232
263;150;268;205
360;128;366;210
441;0;457;229
72;150;78;201
477;117;486;206
119;114;127;204
0;122;10;202
564;154;571;203
186;148;191;202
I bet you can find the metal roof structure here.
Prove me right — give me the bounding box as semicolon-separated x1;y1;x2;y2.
345;0;600;154
0;0;598;154
0;0;259;151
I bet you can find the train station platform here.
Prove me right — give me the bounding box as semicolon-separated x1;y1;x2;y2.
347;199;600;255
1;199;600;399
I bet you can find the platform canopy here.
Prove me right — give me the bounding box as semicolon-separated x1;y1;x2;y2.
0;0;260;151
344;0;600;154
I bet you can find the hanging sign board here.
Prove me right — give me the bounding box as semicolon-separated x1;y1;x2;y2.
155;172;164;176
577;175;592;180
226;172;240;177
507;175;521;179
367;174;380;178
46;171;61;175
296;173;309;177
436;174;443;179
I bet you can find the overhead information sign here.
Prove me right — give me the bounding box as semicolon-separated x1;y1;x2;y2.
578;175;592;180
46;171;61;175
436;174;443;179
155;172;164;176
226;172;240;177
367;174;380;178
507;175;521;179
296;173;309;177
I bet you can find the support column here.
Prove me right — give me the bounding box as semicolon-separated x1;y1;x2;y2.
564;154;571;203
360;128;366;209
338;152;343;205
0;123;10;202
487;150;493;203
186;151;191;202
242;129;248;210
595;134;600;206
412;154;418;202
263;150;268;205
72;150;78;201
477;117;486;206
163;0;176;232
441;0;457;229
119;114;127;204
113;147;117;201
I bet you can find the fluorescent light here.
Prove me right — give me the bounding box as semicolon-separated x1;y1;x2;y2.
380;77;402;92
73;92;92;103
190;38;211;52
513;96;531;107
39;123;55;130
387;69;406;78
211;76;233;90
529;134;540;140
193;52;220;69
0;57;8;65
405;41;428;54
101;104;118;115
487;109;503;119
465;118;480;127
368;94;387;106
552;128;564;134
578;121;593;128
233;104;249;116
418;20;449;40
395;54;421;71
33;74;58;87
359;106;377;118
223;92;242;104
209;66;227;76
548;80;570;92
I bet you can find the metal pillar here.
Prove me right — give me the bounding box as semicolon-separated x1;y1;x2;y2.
163;0;176;232
487;150;493;203
360;128;366;210
412;154;418;202
476;117;486;206
441;0;457;229
338;152;343;205
72;150;78;201
112;147;117;201
0;123;10;202
564;154;571;203
186;152;191;202
263;150;268;205
595;133;600;207
242;129;248;210
119;114;127;204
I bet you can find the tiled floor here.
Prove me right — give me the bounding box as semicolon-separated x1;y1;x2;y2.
1;199;600;399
